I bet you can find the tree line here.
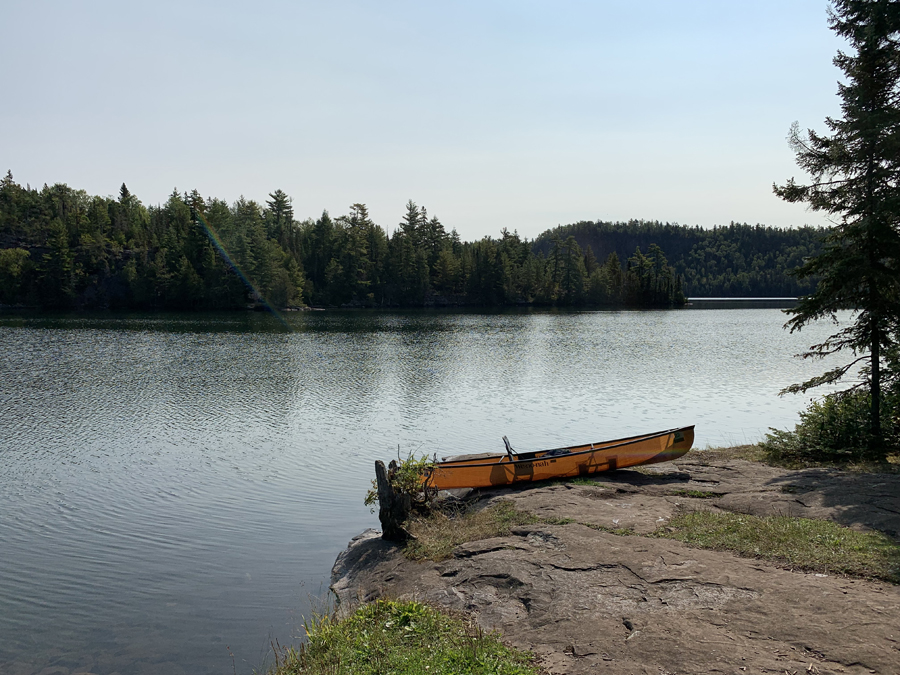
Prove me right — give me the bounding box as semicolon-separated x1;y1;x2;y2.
0;174;686;310
534;219;826;298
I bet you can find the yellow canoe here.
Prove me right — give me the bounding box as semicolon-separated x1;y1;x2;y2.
426;426;694;490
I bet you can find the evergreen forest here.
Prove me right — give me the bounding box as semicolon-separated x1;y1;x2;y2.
535;220;825;298
0;172;819;311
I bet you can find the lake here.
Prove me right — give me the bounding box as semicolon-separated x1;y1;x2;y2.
0;308;845;675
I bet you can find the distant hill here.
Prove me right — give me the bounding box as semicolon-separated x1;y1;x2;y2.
533;220;825;297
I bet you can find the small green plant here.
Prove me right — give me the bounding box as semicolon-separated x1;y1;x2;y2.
269;599;540;675
567;476;599;486
364;452;437;513
540;516;576;525
654;510;900;582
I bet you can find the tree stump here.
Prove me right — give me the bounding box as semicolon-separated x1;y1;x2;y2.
375;459;412;542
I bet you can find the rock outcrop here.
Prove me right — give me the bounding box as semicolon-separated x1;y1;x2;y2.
332;455;900;675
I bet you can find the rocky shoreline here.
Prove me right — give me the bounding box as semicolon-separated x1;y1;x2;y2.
331;453;900;675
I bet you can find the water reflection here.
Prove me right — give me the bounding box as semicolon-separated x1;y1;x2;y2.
0;309;843;674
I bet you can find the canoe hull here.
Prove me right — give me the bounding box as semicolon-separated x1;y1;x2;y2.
427;426;694;490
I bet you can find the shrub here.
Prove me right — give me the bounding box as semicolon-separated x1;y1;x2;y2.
761;387;900;465
364;453;437;513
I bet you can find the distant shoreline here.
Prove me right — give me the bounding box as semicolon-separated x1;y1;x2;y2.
687;297;797;309
0;298;801;314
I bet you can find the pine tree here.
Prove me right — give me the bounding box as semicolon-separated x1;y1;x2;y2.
265;189;294;250
339;203;374;302
559;236;586;305
774;0;900;456
39;218;75;307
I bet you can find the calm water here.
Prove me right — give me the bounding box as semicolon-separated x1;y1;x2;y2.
0;309;844;675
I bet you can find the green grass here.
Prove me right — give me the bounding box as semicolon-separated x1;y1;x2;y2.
654;510;900;582
689;444;768;464
566;476;600;486
269;599;540;675
404;501;540;561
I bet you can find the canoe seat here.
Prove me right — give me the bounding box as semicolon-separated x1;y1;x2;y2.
544;448;571;457
502;435;516;461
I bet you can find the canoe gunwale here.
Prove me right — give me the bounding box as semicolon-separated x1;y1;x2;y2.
432;425;694;470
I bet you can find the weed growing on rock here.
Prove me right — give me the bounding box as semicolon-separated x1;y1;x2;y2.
566;476;600;486
404;501;539;561
270;599;539;675
539;516;576;525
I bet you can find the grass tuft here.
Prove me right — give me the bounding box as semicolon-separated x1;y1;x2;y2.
270;599;540;675
654;510;900;582
566;476;600;486
539;516;576;525
690;445;768;464
404;501;540;561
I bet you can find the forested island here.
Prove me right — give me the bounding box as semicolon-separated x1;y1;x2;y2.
0;172;819;311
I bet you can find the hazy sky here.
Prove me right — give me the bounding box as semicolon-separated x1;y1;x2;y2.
1;1;844;240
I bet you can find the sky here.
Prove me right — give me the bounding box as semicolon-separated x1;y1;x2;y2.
1;1;845;240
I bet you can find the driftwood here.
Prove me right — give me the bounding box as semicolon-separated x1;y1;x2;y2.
375;459;412;542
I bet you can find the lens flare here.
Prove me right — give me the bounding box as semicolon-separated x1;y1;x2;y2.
193;210;290;329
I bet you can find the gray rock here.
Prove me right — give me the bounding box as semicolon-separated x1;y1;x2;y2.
333;454;900;674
